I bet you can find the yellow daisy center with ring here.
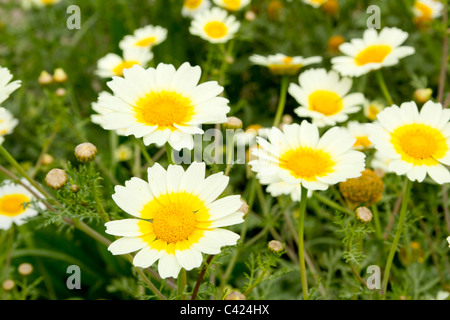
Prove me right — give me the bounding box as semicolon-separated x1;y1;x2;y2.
184;0;203;9
0;194;30;217
391;123;448;165
308;90;343;116
113;60;139;76
223;0;241;10
143;192;209;244
204;21;228;39
135;37;156;47
134;91;194;130
279;147;335;181
355;45;392;66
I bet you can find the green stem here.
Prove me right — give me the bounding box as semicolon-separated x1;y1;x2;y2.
273;76;289;127
381;178;413;295
298;185;309;300
313;192;354;215
0;145;51;199
135;138;154;167
375;70;394;106
165;144;174;165
177;269;187;300
371;204;383;240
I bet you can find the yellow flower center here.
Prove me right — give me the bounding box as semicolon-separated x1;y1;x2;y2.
415;1;433;18
308;90;343;116
204;21;228;39
223;0;241;10
133;90;194;130
279;147;335;181
42;0;57;4
142;192;210;244
391;123;448;165
245;124;263;132
367;104;382;120
184;0;203;9
0;194;30;217
135;37;156;47
355;45;392;66
112;60;139;76
354;136;372;149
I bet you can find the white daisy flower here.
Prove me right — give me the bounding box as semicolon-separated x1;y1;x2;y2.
250;121;366;193
249;53;322;76
413;0;443;23
302;0;328;8
288;68;365;127
233;124;270;148
182;0;211;17
331;27;415;77
189;7;240;44
96;48;153;79
119;25;168;51
213;0;251;11
0;67;21;106
0;180;43;230
91;92;126;136
368;100;450;184
370;150;391;173
105;162;244;279
96;62;230;151
0;108;19;145
363;99;384;121
343;121;373;150
447;235;450;248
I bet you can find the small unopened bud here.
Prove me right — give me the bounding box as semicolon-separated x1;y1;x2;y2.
225;291;246;300
115;144;132;162
2;279;15;291
53;68;68;83
75;142;98;163
355;206;373;223
41;153;54;165
225;55;234;64
45;168;68;190
222;117;243;130
70;184;79;193
281;114;293;125
327;35;345;54
38;71;53;85
55;88;67;97
268;240;284;253
245;10;256;21
321;0;339;16
18;263;33;276
413;88;433;104
238;199;249;218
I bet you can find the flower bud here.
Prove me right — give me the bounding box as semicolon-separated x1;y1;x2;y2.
222;117;243;130
355;206;373;223
55;88;67;97
225;291;246;300
2;279;15;291
70;184;79;193
238;199;249;218
327;35;345;54
53;68;68;83
413;88;433;104
245;10;256;21
18;263;33;276
268;240;284;253
321;0;339;16
38;71;53;85
74;142;98;163
115;144;132;162
339;169;384;208
41;153;54;166
45;168;68;190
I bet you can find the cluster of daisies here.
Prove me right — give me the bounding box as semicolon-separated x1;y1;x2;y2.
0;67;45;231
2;0;448;283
